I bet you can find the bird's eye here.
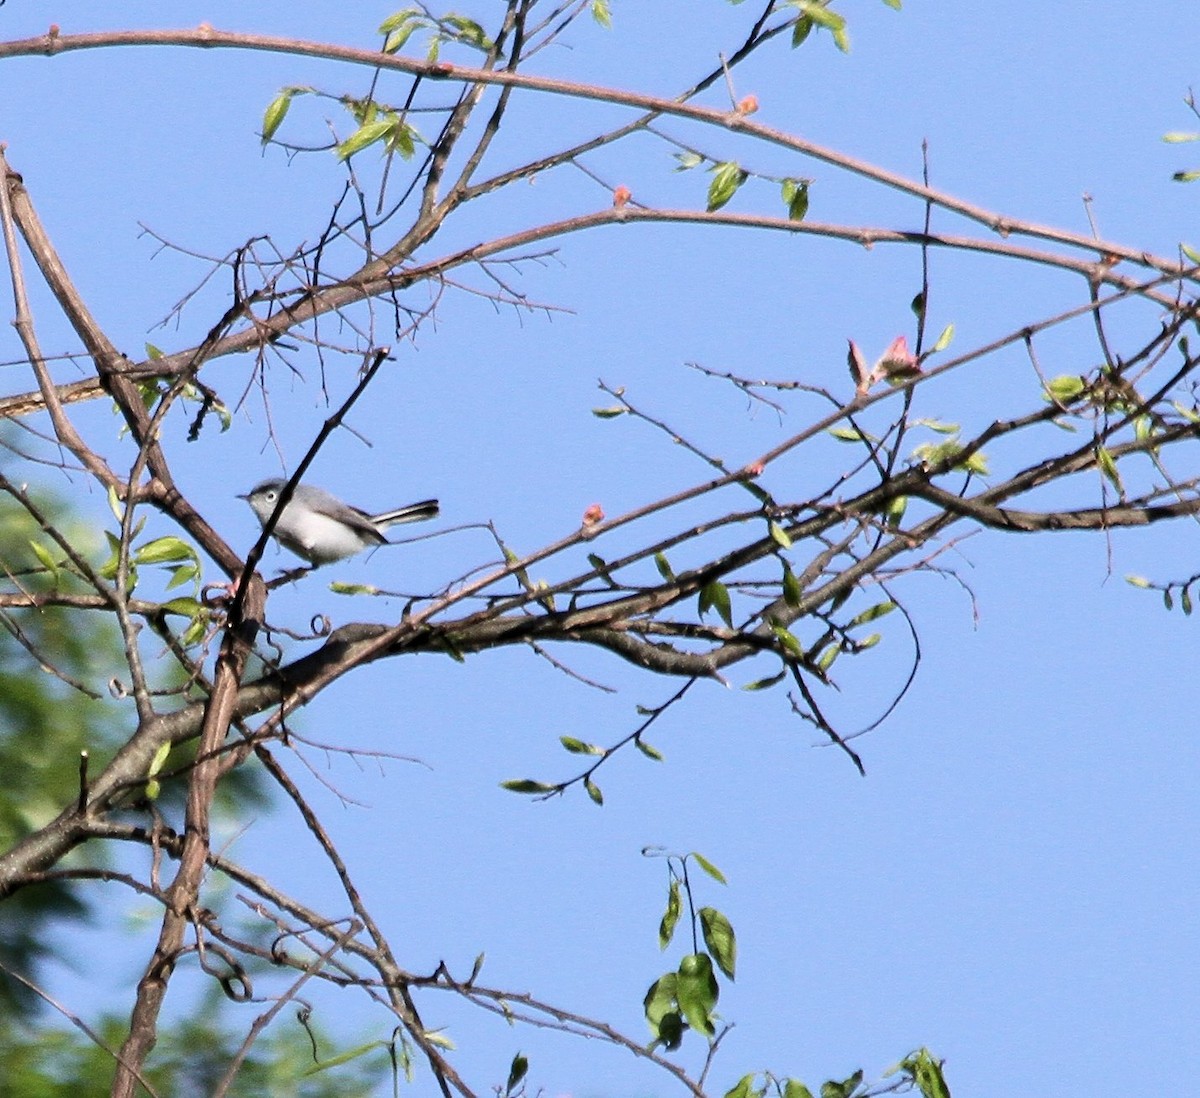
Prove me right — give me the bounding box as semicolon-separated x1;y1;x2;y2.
265;490;277;501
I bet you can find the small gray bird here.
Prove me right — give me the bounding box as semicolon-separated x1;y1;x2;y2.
240;479;439;566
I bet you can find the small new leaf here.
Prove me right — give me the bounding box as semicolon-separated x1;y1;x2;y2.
769;521;793;549
1096;445;1122;492
771;622;804;658
590;0;612;28
781;178;809;221
584;776;604;805
659;879;682;949
261;91;292;144
635;738;665;761
337;118;394;160
500;779;555;795
848;600;896;627
743;670;786;691
784;1082;816;1098
707;161;747;212
699;580;733;627
691;851;727;884
134;536;196;565
505;1053;529;1096
28;540;60;580
560;736;604;756
782;562;802;607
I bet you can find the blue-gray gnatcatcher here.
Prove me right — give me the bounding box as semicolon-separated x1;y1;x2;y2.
240;479;440;565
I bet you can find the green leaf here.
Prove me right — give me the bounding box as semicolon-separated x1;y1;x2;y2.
828;426;872;442
643;973;679;1030
635;737;664;761
134;536;196;565
699;907;737;979
336;118;394;160
144;342;164;360
781;178;809;221
385;117;417;159
328;581;381;596
1182;586;1193;616
848;600;896;627
147;741;171;780
583;776;604;805
106;484;124;524
691;851;727;884
505;1053;529;1096
500;779;555;795
383;20;422;54
769;521;793;549
160;597;204;619
560;736;604;756
261;91;292;144
654;552;676;582
895;1048;950;1098
164;563;198;591
742;671;787;691
1125;574;1151;588
1095;445;1122;492
379;8;421;34
771;622;804;658
798;2;845;32
820;1070;863;1098
1163;131;1200;143
1181;244;1200;266
590;0;612;28
28;540;60;580
707;161;747;212
1164;588;1174;611
885;494;907;527
675;953;718;1037
659;879;681;949
880;0;902;9
303;1041;390;1076
655;1010;685;1050
782;562;802;607
1173;170;1200;183
816;643;840;672
699;580;733;628
442;14;492;50
784;1082;816;1098
673;151;704;171
591;405;627;418
791;15;813;48
932;322;955;352
1044;375;1086;403
725;1074;757;1098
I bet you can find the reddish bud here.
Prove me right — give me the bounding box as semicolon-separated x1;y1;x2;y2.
736;94;759;115
745;460;765;477
876;334;920;380
48;24;60;37
847;339;871;395
582;503;604;526
613;184;631;209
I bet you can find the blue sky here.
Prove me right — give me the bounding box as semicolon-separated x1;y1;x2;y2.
1;3;1198;1096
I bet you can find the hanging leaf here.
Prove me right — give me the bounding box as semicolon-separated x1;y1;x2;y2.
699;906;737;979
707;161;747;212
